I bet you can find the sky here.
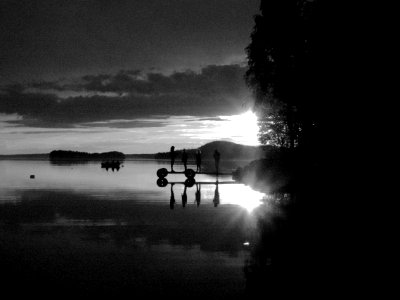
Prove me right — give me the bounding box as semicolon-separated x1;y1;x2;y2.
0;0;261;154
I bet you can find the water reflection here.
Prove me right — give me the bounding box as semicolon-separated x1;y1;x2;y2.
162;180;264;212
101;160;122;172
0;189;256;254
170;183;176;209
181;185;188;208
0;160;265;213
0;159;276;298
103;165;120;172
217;184;265;213
195;183;201;207
0;187;286;298
213;182;220;207
241;193;317;298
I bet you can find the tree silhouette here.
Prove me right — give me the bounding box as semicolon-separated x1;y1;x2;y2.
243;1;346;296
246;0;322;149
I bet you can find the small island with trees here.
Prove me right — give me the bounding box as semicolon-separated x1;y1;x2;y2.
49;150;125;162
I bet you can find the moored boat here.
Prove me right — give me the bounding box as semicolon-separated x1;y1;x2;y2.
101;160;121;169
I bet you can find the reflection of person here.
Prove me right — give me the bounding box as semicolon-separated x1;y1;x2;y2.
170;146;176;172
170;183;175;210
213;182;220;207
182;186;187;208
181;149;188;171
195;183;201;207
195;150;202;172
213;149;220;174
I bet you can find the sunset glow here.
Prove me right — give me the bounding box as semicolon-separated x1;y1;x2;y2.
218;110;259;146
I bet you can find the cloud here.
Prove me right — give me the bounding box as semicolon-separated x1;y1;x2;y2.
0;64;253;128
26;64;248;97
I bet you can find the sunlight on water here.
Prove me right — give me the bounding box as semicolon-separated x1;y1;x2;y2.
191;173;265;213
0;160;266;214
217;183;265;213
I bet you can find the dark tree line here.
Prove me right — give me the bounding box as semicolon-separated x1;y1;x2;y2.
246;0;327;150
49;150;125;161
242;1;347;297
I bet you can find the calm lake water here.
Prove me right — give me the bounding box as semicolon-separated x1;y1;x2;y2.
0;159;278;298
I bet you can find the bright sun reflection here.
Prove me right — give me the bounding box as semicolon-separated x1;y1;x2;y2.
217;110;260;146
218;183;265;213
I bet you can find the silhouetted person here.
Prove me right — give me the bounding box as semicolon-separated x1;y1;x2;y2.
213;149;220;175
195;150;202;172
170;146;176;172
195;183;201;207
181;149;188;171
213;182;220;207
170;183;175;209
182;186;187;208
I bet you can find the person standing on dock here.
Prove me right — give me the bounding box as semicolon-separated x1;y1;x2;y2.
181;149;188;171
213;149;220;175
170;146;176;172
195;150;202;172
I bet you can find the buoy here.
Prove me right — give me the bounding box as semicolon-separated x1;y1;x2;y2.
184;169;196;178
30;175;35;179
184;178;195;188
157;177;168;187
157;168;168;178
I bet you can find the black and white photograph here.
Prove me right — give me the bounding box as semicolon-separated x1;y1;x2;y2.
1;1;346;298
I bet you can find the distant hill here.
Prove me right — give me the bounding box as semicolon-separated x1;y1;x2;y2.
199;141;271;160
154;141;274;161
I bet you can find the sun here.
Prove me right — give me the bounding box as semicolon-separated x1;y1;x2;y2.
219;110;260;146
176;110;260;147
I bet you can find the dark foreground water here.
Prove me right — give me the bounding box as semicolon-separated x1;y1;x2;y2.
0;159;286;298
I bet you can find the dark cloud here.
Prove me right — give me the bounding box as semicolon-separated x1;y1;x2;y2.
28;64;249;98
80;119;169;129
0;64;252;128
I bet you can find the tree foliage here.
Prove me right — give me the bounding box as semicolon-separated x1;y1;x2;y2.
246;0;322;148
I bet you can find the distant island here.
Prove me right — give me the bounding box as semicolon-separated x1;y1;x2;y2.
49;150;125;161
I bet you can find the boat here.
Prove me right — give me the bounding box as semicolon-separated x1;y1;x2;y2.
101;160;122;169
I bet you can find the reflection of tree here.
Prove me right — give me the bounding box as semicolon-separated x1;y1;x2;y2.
243;194;304;298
